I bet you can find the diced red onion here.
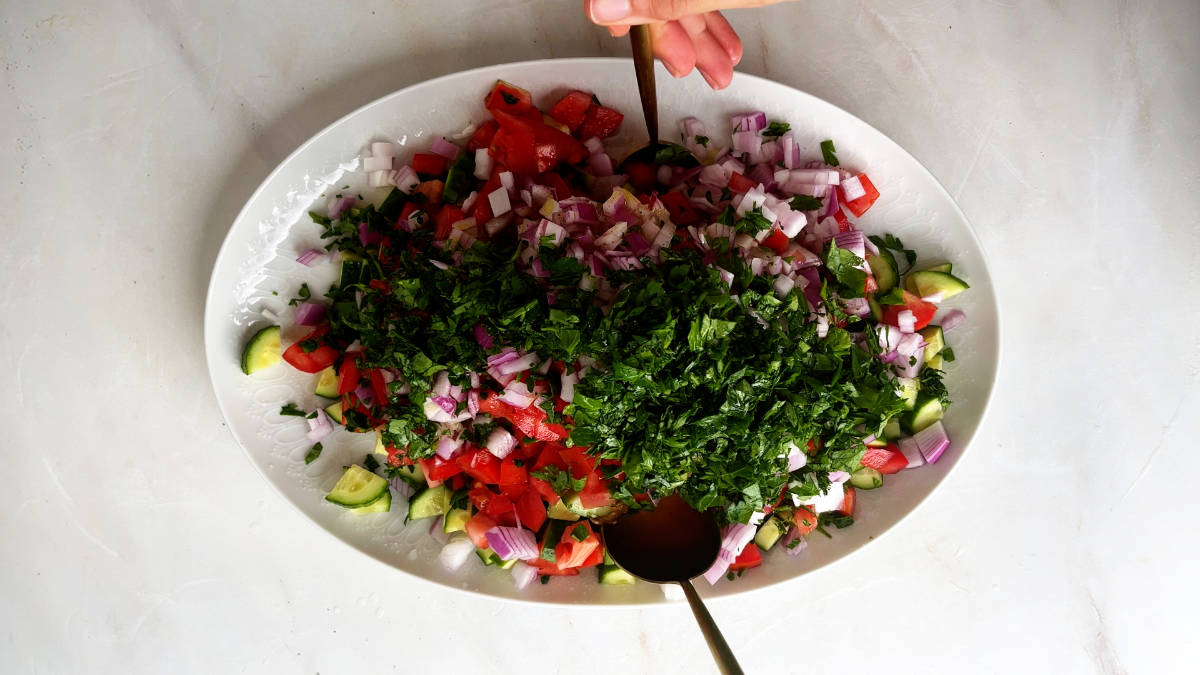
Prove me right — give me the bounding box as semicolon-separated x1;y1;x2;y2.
363;155;394;172
731;130;762;157
589;152;614;177
832;230;866;262
438;536;476;571
731;111;766;133
357;223;381;247
941;309;966;332
842;175;867;202
486;348;518;367
816;311;829;338
498;171;515;193
431;137;460;159
296;248;325;266
430;259;450;271
787;444;807;471
473;148;492;180
489;187;511;217
830;471;851;483
305;408;332;442
774;274;796;299
780;132;802;169
353;382;374;405
560;370;579;403
897;436;925;468
467;389;480;417
429;516;449;545
431;395;457;413
499;380;535;408
781;527;807;556
388;476;414;501
583;137;604;154
914;421;950;463
370;141;397;157
485;526;539;561
432;371;451;397
328;195;354;218
703;523;757;585
392;165;419;193
497;352;540;375
511;560;539;589
698;164;729;187
897;309;916;333
484;216;508;236
485;427;518;460
293;301;326;326
435;435;464;460
473;323;493;349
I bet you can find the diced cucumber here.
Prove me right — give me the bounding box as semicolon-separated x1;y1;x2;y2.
547;499;580;521
326;465;389;507
924;262;952;273
476;547;516;569
849;467;884;490
908;271;969;300
896;377;919;409
918;325;945;363
598;565;637;585
883;417;903;440
566;493;616;520
241;326;282;374
324;401;344;425
373;432;387;456
902;397;944;434
396;462;425;485
314;366;339;398
867;297;883;322
867;249;898;294
866;438;888;448
350;489;392;514
539;520;568;563
754;515;788;551
443;508;471;533
408;484;451;520
441;151;476;204
927;353;944;370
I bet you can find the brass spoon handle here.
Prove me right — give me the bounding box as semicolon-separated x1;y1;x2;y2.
629;24;659;144
679;579;745;675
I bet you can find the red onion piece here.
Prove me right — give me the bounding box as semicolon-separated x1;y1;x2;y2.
941;309;966;332
431;137;460;159
296;249;325;266
485;526;539;561
293;301;326;326
914;421;950;463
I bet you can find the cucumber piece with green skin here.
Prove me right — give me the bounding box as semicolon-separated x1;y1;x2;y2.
902;397;944;434
326;465;389;507
443;508;470;533
475;547;516;569
868;297;883;322
919;325;945;363
754;515;788;551
896;377;919;409
598;565;637;585
408;484;451;520
241;326;282;374
883;417;903;440
866;438;888;448
867;249;899;294
849;467;884;490
924;263;952;273
547;499;580;521
396;463;425;485
927;353;944;370
350;489;391;514
324;401;344;425
314;366;339;398
565;493;616;520
539;520;568;563
908;271;969;300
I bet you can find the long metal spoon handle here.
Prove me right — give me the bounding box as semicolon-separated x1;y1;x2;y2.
629;24;659;144
679;579;744;675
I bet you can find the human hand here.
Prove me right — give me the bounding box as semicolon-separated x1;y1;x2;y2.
584;0;792;89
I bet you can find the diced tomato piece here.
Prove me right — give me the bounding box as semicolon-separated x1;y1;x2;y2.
625;162;657;192
842;174;880;217
660;190;701;226
863;274;878;294
456;447;502;485
484;81;538;121
281;326;340;373
492;110;587;176
498;457;528;497
528;558;579;576
411;153;447;176
413;180;443;206
558;446;597;478
839;486;857;517
418;454;464;483
762;228;789;255
368;369;389;406
468;483;495;510
472;169;503;223
336;353;360;395
490;125;538;176
881;291;937;330
833;208;851;230
464;512;497;549
577;476;611;510
793;506;819;536
467;119;499;151
514;489;546;532
730;544;762;571
548;90;593;133
579;105;624;140
861;446;908;474
434;204;464;240
728;171;757;194
449;474;467;491
555;522;600;569
482;492;515;520
578;543;605;568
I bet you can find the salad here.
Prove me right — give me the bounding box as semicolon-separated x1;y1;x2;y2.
239;80;970;589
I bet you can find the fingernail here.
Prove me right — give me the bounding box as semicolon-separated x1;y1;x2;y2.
698;68;718;89
664;61;683;78
590;0;631;23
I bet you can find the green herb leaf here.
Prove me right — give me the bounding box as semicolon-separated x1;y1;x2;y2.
762;121;790;138
789;194;824;211
280;403;306;416
820;139;839;167
304;443;323;464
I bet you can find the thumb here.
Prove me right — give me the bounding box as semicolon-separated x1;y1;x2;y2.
586;0;784;25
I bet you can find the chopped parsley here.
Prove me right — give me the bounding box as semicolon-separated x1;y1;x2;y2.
820;139;839;167
694;135;710;147
789;194;824;211
280;403;307;417
304;443;323;464
762;121;790;138
288;283;311;306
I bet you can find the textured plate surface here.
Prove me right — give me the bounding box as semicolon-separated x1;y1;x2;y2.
204;58;999;605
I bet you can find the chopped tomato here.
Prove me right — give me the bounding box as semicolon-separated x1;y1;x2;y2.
578;542;605;568
762;228;789;255
484;80;539;121
498;457;528;497
472;168;503;223
548;90;593;133
660;190;701;226
842;174;880;217
434;204;464;240
577;475;612;509
418;454;464;483
730;544;762;571
368;369;389;406
456;447;502;485
477;395;566;442
555;521;600;569
336;353;360;395
863;274;878;295
468;483;496;510
839;486;857;517
881;291;937;330
833;208;851;230
529;557;580;576
467;119;499;151
482;492;515;521
558;446;597;478
625;162;657;192
464;512;497;549
411;153;447;176
413;180;443;206
491;110;587;176
861;445;907;474
728;171;757;194
793;506;819;536
514;489;546;532
281;327;340;373
579;105;624;140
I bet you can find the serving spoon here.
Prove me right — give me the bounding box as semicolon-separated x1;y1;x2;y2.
601;495;745;675
618;25;701;175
